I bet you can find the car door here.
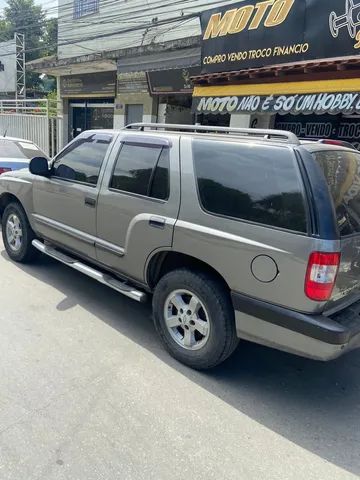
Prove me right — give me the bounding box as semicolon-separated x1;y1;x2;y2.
95;133;180;282
31;131;114;259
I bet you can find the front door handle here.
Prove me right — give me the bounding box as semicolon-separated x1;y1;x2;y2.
149;216;166;229
85;196;96;207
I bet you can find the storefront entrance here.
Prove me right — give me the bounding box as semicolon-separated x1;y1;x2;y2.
70;99;114;139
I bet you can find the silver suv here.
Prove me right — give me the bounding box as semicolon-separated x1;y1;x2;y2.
1;123;360;369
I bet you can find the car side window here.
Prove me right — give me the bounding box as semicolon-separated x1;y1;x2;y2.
313;150;360;236
52;133;113;185
110;143;170;200
193;139;307;233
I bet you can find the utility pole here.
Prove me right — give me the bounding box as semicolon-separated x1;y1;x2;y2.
15;33;25;99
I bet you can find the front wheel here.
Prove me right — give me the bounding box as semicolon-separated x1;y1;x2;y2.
2;202;38;263
153;268;239;369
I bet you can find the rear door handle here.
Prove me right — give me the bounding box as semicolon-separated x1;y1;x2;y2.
84;196;96;207
149;216;166;229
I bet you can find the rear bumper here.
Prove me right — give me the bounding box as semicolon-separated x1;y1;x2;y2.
231;292;360;361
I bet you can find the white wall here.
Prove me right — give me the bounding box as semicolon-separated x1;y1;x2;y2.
58;0;243;59
0;38;16;93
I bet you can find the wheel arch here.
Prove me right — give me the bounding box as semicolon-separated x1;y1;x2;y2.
146;250;231;292
0;192;22;217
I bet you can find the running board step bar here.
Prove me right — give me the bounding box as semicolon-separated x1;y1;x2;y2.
32;240;147;303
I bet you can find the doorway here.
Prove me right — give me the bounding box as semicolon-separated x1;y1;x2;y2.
70;99;114;139
125;104;144;125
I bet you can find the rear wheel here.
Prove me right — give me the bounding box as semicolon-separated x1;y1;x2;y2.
2;202;38;263
153;268;239;369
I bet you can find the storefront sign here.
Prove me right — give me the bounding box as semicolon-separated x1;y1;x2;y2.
275;114;360;150
201;0;360;74
193;92;360;115
147;66;200;95
60;71;116;97
117;72;148;94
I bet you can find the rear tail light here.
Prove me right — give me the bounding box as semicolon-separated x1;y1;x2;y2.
0;167;11;175
319;139;356;149
305;252;341;301
320;139;343;146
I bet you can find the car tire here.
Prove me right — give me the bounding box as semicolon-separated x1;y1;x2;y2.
153;268;239;370
2;202;38;263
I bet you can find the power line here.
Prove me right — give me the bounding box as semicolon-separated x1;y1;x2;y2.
0;0;191;43
47;12;199;51
0;0;239;57
0;0;236;35
0;11;197;57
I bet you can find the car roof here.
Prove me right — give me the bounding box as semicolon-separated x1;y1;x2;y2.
85;127;299;149
300;142;359;154
78;128;360;154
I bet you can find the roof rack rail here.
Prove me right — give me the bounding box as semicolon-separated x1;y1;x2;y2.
124;123;300;145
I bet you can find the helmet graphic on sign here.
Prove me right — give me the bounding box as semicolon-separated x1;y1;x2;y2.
329;0;360;39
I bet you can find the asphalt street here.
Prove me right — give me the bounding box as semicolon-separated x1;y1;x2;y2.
0;237;359;480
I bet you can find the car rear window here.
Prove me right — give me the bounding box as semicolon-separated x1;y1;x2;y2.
0;139;45;159
313;150;360;236
192;139;307;233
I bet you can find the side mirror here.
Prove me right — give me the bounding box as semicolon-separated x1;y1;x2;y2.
29;157;50;177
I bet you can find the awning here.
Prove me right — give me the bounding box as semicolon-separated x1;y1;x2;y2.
192;78;360;116
117;47;201;73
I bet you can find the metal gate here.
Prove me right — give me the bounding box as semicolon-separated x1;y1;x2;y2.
0;99;63;157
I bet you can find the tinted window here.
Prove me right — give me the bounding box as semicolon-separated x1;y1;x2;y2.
314;150;360;236
53;133;112;185
110;143;170;200
0;140;44;159
150;149;170;200
193;140;307;233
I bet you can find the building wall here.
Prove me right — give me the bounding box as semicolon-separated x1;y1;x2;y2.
114;91;157;128
162;104;193;124
58;0;242;59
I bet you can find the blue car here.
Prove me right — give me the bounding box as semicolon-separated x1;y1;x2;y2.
0;137;47;175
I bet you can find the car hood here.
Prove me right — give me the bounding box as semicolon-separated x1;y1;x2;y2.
0;157;30;163
0;168;33;181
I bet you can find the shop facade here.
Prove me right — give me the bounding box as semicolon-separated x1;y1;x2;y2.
28;38;201;145
114;47;201;129
60;70;116;138
192;0;360;149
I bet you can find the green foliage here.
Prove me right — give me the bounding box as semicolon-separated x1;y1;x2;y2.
0;0;58;93
43;17;58;57
37;90;58;117
4;0;45;61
